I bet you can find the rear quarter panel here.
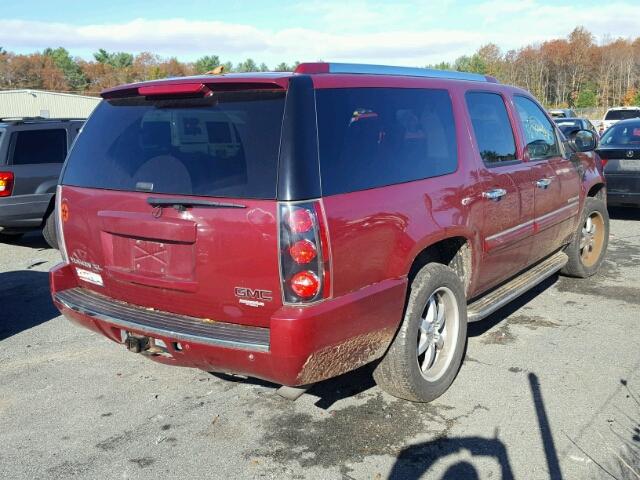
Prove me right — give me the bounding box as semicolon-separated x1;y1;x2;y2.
318;80;485;299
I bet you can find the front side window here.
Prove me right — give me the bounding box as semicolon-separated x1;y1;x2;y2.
316;88;458;195
514;96;559;160
466;92;517;164
10;129;67;165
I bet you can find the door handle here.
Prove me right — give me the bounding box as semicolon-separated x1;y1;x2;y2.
482;188;507;201
536;178;552;189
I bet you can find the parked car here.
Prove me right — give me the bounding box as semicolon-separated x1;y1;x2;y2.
0;117;84;247
50;63;607;403
549;108;577;118
554;117;599;140
597;118;640;207
600;106;640;134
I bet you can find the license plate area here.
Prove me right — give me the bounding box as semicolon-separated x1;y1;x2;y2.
110;234;196;281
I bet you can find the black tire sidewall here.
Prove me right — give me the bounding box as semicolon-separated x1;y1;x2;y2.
42;210;59;250
564;197;609;278
402;264;468;401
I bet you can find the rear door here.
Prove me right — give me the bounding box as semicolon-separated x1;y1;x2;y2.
466;91;534;290
59;86;287;328
7;126;68;196
513;96;579;264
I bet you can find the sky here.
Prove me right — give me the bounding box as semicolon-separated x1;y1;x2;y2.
1;0;639;67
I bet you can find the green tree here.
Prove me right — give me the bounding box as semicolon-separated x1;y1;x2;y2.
258;62;269;72
236;58;258;72
275;62;291;72
194;55;220;74
43;47;87;90
454;54;487;74
428;61;452;70
93;49;133;68
574;86;597;108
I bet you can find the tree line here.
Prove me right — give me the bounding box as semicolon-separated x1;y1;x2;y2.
0;27;638;108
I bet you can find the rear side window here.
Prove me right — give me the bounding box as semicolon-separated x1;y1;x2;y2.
514;96;559;160
10;129;67;165
466;92;517;164
62;91;285;199
605;109;640;121
316;88;457;195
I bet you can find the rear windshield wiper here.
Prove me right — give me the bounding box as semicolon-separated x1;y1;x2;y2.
147;197;246;211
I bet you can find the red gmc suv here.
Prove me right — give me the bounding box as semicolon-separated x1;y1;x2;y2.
50;63;608;402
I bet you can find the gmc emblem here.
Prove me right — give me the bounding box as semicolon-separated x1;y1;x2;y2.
234;287;273;302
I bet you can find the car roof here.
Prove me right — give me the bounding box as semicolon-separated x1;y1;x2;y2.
101;62;506;98
606;106;640;111
554;117;584;121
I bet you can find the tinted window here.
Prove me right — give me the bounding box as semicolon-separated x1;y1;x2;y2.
605;109;640;121
466;92;517;164
316;88;457;195
600;121;640;146
62;91;285;199
514;96;559;160
10;129;67;165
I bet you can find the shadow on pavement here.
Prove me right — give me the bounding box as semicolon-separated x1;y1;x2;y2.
608;206;640;221
0;270;58;340
389;372;563;479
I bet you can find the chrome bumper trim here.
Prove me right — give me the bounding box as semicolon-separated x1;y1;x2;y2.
54;287;270;352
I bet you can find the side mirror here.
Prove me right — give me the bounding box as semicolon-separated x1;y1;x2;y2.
568;129;596;152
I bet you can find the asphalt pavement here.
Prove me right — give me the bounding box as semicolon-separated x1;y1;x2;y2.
1;208;639;480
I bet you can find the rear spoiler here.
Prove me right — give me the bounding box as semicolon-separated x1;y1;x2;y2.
101;78;289;99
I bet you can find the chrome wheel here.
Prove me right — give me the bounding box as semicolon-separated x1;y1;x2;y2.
417;287;460;382
579;211;605;268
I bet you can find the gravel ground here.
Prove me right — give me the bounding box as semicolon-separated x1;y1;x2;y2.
1;208;639;480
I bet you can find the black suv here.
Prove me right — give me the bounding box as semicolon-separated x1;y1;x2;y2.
0;117;84;248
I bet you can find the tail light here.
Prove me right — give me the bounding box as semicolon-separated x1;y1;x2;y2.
279;201;332;304
55;186;69;263
0;172;14;197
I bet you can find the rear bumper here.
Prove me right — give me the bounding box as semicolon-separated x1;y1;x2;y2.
606;173;640;207
0;193;52;228
50;263;406;386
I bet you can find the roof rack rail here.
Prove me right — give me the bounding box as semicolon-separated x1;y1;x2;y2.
294;62;497;83
0;116;85;123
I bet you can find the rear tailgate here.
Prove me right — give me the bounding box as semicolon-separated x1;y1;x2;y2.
599;148;640;194
60;186;280;327
58;84;287;328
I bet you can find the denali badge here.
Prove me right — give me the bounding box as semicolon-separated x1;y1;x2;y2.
234;287;273;307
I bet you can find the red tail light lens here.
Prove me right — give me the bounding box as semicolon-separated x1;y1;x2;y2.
289;239;317;264
290;271;320;298
279;202;332;304
287;208;314;234
0;172;14;197
601;159;608;169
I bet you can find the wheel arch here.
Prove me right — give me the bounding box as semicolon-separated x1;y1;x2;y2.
407;235;474;297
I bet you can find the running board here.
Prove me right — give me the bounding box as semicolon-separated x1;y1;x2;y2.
467;251;568;322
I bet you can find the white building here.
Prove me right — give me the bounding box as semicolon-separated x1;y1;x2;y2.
0;89;100;119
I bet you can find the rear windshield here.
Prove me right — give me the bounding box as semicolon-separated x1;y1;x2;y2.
62;90;285;199
316;88;457;196
599;122;640;146
605;109;640;121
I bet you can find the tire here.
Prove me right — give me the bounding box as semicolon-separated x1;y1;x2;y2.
42;210;59;250
561;197;609;278
373;263;468;402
